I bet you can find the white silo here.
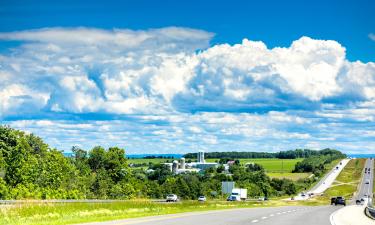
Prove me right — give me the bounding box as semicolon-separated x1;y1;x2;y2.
172;160;179;173
198;151;205;163
180;157;186;169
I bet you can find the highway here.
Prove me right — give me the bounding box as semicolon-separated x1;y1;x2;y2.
353;158;374;204
293;158;350;200
77;158;375;225
79;205;340;225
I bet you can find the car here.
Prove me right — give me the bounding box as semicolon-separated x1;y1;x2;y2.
334;196;346;206
227;195;240;201
166;194;178;202
365;179;370;184
198;196;206;202
331;197;336;205
356;199;361;205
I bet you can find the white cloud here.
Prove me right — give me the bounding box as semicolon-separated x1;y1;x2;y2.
1;27;375;153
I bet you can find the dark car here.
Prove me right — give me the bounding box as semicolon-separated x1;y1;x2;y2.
334;196;346;206
331;197;336;205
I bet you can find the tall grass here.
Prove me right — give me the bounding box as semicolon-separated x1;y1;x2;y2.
0;198;326;225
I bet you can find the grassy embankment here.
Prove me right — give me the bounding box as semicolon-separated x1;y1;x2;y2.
310;158;366;204
0;199;325;225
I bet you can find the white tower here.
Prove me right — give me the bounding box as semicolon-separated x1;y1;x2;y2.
180;157;186;169
198;151;205;163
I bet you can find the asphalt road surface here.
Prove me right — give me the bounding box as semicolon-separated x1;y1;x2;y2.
353;158;374;204
80;205;341;225
294;159;350;200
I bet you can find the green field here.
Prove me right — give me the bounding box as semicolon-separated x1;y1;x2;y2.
129;158;305;180
129;158;303;173
206;158;303;173
267;172;311;181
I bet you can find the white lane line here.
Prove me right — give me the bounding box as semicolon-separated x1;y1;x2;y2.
277;212;281;215
252;219;259;223
270;214;274;217
261;216;267;219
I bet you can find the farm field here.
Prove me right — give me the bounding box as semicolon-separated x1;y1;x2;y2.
128;157;303;173
206;158;303;173
129;157;306;180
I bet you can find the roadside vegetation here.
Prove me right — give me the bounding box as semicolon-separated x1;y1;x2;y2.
0;126;345;201
293;150;346;177
317;158;365;202
0;199;327;225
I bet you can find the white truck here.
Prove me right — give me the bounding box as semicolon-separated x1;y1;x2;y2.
227;188;247;201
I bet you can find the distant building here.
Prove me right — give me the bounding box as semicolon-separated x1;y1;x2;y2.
198;151;205;163
165;150;218;174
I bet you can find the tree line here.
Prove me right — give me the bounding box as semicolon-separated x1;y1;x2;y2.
0;126;343;200
293;149;346;176
183;149;345;160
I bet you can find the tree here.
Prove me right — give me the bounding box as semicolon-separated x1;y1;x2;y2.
88;146;106;172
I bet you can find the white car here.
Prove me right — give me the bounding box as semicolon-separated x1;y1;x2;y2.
198;196;206;202
166;194;178;202
365;179;370;184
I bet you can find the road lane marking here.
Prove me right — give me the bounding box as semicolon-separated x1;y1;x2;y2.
270;214;274;217
252;219;259;223
261;216;267;219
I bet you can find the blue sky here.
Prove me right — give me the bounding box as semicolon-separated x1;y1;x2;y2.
0;0;375;154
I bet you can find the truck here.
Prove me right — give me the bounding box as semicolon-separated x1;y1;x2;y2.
227;188;247;201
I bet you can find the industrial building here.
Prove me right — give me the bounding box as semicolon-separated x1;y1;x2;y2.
164;151;218;174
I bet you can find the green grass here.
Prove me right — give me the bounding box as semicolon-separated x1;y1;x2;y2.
206;158;303;173
318;158;366;201
0;199;324;225
267;172;311;181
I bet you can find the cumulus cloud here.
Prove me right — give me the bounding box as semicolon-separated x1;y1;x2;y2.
1;26;375;153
